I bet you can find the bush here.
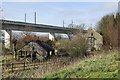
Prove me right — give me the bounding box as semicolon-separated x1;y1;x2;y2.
2;46;12;55
91;47;96;51
68;32;88;57
55;35;62;41
55;39;70;50
55;31;88;58
58;48;66;53
45;40;53;47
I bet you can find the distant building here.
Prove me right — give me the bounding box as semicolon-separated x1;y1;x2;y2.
1;30;9;48
48;33;54;41
17;40;54;61
87;27;103;50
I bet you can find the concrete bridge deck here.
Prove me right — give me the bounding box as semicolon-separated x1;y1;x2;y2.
0;19;78;48
0;19;77;33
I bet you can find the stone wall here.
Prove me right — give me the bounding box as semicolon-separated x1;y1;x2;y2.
87;28;103;50
19;42;48;60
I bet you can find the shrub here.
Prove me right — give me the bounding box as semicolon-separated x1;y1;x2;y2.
45;40;53;47
55;30;88;58
55;39;70;54
58;48;66;53
2;46;10;54
91;47;96;51
68;31;88;57
55;35;62;41
55;39;70;50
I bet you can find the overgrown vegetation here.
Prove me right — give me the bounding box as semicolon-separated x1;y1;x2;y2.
44;51;118;78
97;12;119;48
55;35;62;41
2;12;119;78
44;40;54;47
12;33;54;50
55;30;88;57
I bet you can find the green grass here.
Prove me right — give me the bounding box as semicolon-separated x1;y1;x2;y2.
44;51;118;78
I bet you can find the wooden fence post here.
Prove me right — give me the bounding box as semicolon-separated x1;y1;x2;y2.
11;63;13;72
24;62;25;70
34;62;35;69
46;62;47;70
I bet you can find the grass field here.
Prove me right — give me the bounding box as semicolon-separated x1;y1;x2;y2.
44;51;119;78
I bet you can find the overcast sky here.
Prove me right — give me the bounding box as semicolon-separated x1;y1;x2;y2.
2;2;118;29
1;0;120;2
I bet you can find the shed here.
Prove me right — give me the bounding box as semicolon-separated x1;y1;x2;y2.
17;40;54;61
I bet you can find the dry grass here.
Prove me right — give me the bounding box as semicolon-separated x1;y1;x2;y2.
55;31;88;58
44;50;118;78
2;49;118;78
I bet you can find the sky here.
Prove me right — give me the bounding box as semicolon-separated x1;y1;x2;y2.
2;2;118;28
1;0;120;2
0;2;119;38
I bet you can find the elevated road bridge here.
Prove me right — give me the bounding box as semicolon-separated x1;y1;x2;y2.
0;19;77;48
0;20;77;33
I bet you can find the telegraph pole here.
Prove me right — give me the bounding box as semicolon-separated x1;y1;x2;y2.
63;20;64;27
25;13;26;22
34;12;37;24
0;8;4;19
72;19;73;28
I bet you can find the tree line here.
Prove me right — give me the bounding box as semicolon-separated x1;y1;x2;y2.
97;12;120;49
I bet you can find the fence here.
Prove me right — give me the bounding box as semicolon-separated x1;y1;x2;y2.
2;61;52;72
1;55;71;72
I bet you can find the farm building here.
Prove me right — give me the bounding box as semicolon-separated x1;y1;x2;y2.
17;40;55;62
76;27;103;51
87;27;103;50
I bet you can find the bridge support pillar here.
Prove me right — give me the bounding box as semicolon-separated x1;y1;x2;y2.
49;32;56;41
4;29;12;49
